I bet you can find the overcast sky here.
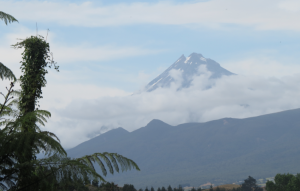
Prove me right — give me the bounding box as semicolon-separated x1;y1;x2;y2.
2;0;300;148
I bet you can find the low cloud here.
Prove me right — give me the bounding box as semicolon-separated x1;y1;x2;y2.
2;0;300;30
222;56;300;78
42;66;300;148
0;30;160;67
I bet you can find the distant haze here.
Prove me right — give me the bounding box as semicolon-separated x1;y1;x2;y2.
47;53;300;148
67;108;300;188
2;0;300;149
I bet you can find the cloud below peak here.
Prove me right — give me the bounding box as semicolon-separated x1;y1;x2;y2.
45;67;300;148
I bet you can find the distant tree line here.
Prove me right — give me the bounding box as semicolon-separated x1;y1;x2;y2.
55;173;300;191
135;176;263;191
266;173;300;191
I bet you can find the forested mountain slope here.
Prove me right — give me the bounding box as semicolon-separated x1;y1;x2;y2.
67;108;300;188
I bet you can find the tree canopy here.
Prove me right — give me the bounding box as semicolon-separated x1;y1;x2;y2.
240;176;262;191
0;15;140;190
266;173;300;191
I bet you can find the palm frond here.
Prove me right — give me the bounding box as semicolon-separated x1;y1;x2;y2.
10;89;21;97
2;110;51;133
15;155;104;191
0;62;16;81
40;131;61;143
77;152;140;176
0;11;18;25
1;131;66;158
18;152;140;191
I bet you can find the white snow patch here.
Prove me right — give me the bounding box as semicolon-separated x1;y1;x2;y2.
200;57;207;62
184;56;191;64
150;78;163;88
176;56;185;63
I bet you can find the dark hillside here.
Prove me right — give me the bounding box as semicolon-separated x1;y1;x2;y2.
67;108;300;188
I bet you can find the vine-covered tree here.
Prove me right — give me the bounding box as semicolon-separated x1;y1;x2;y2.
0;33;140;190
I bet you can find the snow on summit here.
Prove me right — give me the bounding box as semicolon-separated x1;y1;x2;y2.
145;53;234;92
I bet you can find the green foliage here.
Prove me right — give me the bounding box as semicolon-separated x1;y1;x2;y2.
12;36;59;118
57;174;89;191
0;35;140;191
167;185;172;191
177;185;183;191
266;173;300;191
99;182;120;191
93;179;100;187
0;113;66;191
77;152;140;178
241;176;262;191
0;11;18;25
145;187;149;191
123;184;136;191
151;186;155;191
0;63;16;81
0;83;65;190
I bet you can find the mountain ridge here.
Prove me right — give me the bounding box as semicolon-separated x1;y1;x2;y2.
67;108;300;188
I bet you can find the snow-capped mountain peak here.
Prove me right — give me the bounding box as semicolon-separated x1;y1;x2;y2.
145;53;234;91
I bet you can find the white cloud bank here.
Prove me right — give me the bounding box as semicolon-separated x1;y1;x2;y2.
2;0;300;30
222;57;300;78
40;67;300;148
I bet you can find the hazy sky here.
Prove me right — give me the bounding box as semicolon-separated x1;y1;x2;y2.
1;0;300;148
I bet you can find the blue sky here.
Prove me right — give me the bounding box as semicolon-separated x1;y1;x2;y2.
2;0;300;90
2;0;300;148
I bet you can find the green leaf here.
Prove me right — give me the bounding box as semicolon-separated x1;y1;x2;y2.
0;62;16;81
0;11;18;25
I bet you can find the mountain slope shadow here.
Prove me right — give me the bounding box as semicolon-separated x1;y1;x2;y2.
67;108;300;188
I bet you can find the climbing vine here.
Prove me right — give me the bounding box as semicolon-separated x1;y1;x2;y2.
12;36;59;126
1;35;140;191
